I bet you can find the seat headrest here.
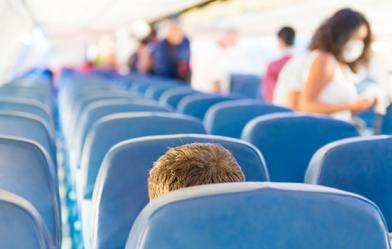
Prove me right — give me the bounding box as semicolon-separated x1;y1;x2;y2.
91;134;268;249
126;182;390;249
306;135;392;231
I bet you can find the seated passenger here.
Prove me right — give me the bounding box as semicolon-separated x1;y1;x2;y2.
263;26;296;103
148;143;245;200
299;8;375;121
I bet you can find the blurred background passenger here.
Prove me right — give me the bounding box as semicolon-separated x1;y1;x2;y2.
80;60;95;73
298;8;376;121
273;54;311;110
210;29;238;93
210;29;239;93
191;29;238;93
128;37;153;75
146;26;159;50
263;26;295;103
152;19;191;82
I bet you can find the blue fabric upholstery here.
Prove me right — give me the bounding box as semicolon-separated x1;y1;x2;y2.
0;111;56;163
242;113;359;182
379;105;392;134
71;99;172;169
61;87;126;135
159;88;198;108
0;136;61;248
178;94;235;120
67;93;139;140
129;81;179;94
0;96;51;114
306;135;392;231
145;85;189;101
126;182;390;249
129;83;153;94
59;84;116;114
0;190;53;249
0;99;52;126
205;100;292;138
229;73;262;99
1;83;51;94
0;87;52;108
357;109;376;128
91;134;269;249
80;113;207;199
64;87;126;117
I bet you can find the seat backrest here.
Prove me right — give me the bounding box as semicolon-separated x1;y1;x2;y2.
68;93;139;139
59;83;111;122
0;97;51;114
242;113;359;182
178;94;235;120
0;136;60;247
126;182;390;249
80;113;207;199
0;88;52;107
130;81;179;94
159;88;197;108
306;135;392;231
229;73;262;99
62;88;127;130
129;83;153;94
205;100;292;138
379;105;392;134
0;100;52;126
145;85;188;100
0;190;53;249
91;134;269;249
61;85;119;115
71;100;172;168
0;112;56;163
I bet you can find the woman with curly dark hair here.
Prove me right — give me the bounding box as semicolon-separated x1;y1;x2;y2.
299;8;376;121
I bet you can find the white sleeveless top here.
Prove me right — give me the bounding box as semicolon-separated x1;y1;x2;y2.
309;52;359;121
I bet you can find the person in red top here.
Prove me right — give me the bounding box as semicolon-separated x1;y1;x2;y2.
262;26;296;103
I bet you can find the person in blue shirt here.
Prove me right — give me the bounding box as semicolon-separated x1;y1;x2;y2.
152;20;191;83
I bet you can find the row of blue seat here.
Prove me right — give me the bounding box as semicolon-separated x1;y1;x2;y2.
56;70;392;249
138;79;392;235
125;134;392;249
0;68;390;248
0;70;61;249
138;82;360;183
57;73;212;248
56;72;270;248
126;182;390;249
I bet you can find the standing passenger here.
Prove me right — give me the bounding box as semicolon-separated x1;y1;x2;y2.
128;38;153;75
263;27;295;103
299;8;375;121
212;29;239;94
152;20;191;82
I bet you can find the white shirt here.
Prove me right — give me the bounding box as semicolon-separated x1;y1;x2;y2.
191;42;236;93
274;51;360;121
273;53;311;107
316;55;358;121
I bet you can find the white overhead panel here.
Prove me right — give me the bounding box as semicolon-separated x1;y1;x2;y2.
181;0;392;37
25;0;204;38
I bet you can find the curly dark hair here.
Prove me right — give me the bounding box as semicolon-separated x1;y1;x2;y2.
309;8;373;72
